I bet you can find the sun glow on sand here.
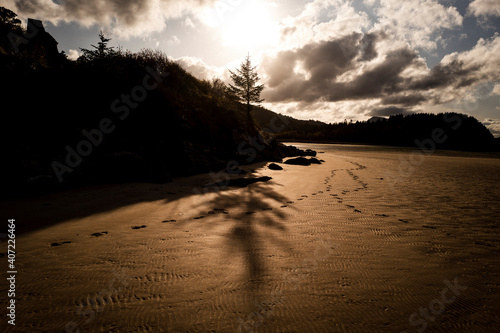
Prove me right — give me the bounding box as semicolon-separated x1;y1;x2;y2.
203;1;279;50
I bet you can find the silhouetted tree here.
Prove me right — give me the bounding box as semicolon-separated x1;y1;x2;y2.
0;6;21;27
0;6;23;54
79;31;117;61
228;55;264;124
210;77;227;105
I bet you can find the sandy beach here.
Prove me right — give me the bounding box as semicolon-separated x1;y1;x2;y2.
1;144;499;332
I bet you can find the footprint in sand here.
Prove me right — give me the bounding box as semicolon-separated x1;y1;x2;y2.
131;225;147;229
91;231;108;237
194;216;206;220
262;208;273;211
301;195;308;198
474;241;496;248
375;214;389;218
245;212;255;215
422;225;437;229
318;191;324;194
287;201;294;204
162;219;177;223
346;205;355;209
281;205;288;208
398;219;409;223
208;208;229;215
297;198;304;201
354;209;362;213
51;241;72;247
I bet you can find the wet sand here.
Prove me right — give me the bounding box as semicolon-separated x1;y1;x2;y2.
1;144;499;332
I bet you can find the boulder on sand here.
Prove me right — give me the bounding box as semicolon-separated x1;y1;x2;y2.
284;157;323;166
304;149;317;157
268;163;283;170
284;157;311;166
308;158;322;164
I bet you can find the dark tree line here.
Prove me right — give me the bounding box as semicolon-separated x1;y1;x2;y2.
252;109;498;152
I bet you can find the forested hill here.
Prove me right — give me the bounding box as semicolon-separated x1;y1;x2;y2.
1;8;294;195
253;107;499;152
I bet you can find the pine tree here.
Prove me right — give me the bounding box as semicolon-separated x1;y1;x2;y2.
79;31;117;61
227;55;264;124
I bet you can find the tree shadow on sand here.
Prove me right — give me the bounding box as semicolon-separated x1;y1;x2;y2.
175;177;295;289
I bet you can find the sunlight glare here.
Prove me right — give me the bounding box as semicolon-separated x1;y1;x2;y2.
215;1;279;50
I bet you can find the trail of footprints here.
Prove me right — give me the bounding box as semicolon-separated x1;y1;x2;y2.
48;160;441;247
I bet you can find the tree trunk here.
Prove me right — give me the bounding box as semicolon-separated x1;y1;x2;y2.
246;101;252;125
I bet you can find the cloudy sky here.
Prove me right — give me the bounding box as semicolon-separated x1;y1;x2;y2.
5;0;500;135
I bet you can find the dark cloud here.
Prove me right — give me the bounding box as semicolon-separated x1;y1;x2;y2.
262;50;297;88
408;60;479;91
359;32;379;62
13;0;218;36
14;0;38;14
262;33;364;103
330;47;418;101
369;106;413;117
381;93;427;106
262;32;422;105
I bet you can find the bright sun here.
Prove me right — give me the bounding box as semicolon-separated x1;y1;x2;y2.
205;1;279;51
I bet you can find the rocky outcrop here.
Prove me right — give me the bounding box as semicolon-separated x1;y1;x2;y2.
268;163;283;170
284;157;323;166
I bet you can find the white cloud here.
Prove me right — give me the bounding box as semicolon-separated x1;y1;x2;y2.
492;84;500;95
374;0;463;50
263;99;382;124
279;0;371;48
482;118;500;137
167;35;181;45
468;0;500;17
67;49;80;61
174;56;223;81
441;34;500;84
